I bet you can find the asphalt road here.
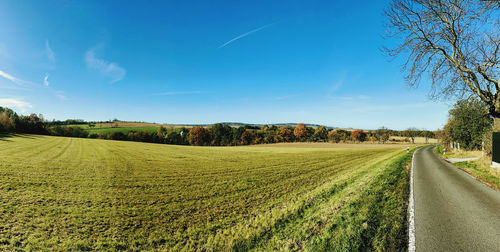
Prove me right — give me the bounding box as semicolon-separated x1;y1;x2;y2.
413;146;500;251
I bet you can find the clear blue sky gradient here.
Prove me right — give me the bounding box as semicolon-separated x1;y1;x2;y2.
0;0;451;130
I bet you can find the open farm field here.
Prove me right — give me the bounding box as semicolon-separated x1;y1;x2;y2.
83;121;169;128
82;121;193;129
86;126;159;135
0;134;411;250
67;122;163;136
254;142;414;149
66;121;193;136
389;136;439;144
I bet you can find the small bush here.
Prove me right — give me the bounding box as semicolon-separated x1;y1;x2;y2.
108;131;126;140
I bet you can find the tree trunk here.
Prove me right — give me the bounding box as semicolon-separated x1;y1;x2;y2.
491;117;500;161
494;117;500;132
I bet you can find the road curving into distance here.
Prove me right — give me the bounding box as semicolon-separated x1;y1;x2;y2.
412;146;500;251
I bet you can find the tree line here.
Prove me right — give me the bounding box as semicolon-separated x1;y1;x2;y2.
437;97;494;153
0;106;436;146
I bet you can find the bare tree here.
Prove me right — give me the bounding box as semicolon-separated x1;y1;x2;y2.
421;130;435;143
405;127;419;144
384;0;499;122
375;126;390;144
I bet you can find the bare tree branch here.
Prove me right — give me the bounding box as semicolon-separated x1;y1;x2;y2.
383;0;499;116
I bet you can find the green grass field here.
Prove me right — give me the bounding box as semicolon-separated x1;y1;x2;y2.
87;126;159;135
67;124;160;136
0;134;410;251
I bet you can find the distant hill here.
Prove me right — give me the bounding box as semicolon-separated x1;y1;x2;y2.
74;120;340;130
174;122;335;129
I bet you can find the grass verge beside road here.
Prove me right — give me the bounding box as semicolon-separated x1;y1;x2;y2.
434;145;500;190
454;159;500;190
306;149;412;251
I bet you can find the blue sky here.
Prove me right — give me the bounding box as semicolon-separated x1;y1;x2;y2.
0;0;451;130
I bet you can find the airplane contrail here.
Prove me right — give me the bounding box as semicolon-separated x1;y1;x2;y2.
218;22;278;49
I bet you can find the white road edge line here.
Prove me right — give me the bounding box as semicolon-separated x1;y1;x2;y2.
409;148;418;252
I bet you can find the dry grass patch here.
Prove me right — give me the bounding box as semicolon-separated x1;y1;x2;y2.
389;136;439;144
252;142;415;149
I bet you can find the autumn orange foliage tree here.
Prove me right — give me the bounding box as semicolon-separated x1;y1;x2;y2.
350;129;367;143
240;130;254;145
189;126;210;146
0;111;14;132
294;123;307;142
278;126;294;142
328;130;341;143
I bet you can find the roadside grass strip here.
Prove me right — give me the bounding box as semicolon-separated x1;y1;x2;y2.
454;160;500;190
306;149;412;251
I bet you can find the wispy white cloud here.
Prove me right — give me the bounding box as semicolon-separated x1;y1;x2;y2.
55;90;67;100
275;94;301;100
152;91;203;96
45;40;55;62
0;70;17;83
0;98;33;112
0;84;28;91
85;49;126;83
43;73;49;86
218;22;278;49
0;70;34;86
336;95;370;101
331;79;343;92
